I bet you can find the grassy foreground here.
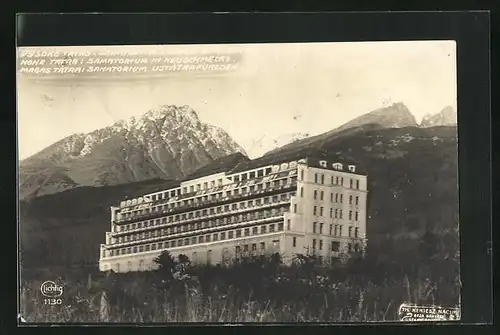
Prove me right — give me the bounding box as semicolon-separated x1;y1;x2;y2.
19;250;460;323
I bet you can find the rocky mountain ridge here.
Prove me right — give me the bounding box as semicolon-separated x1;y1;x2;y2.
19;105;247;199
420;106;457;127
19;102;456;200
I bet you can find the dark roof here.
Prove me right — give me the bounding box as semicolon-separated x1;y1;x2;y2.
229;149;367;176
143;153;366;199
185;152;250;180
303;156;367;176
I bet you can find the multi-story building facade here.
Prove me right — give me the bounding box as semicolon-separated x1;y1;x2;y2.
99;156;368;273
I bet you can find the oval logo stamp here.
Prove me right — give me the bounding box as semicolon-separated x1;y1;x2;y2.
40;281;63;298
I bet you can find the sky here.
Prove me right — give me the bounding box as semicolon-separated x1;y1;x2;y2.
17;41;457;160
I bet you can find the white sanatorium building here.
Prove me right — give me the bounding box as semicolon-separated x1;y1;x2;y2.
99;156;368;272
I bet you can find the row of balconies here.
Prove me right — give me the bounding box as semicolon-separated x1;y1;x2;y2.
105;211;286;249
111;206;289;243
114;181;297;224
102;219;286;259
113;195;293;235
121;172;297;214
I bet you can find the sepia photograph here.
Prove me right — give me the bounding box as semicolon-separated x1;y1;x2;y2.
17;41;460;323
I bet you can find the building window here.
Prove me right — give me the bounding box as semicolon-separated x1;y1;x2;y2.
261;225;267;234
329;224;333;235
312;239;317;250
321;174;325;184
236;229;242;237
269;224;275;232
221;232;226;240
335;193;339;202
313;206;317;215
340;194;343;203
228;231;234;239
320;191;324;200
329;208;333;218
300;169;304;181
287;219;291;230
293;237;297;247
244;228;250;236
355;211;359;221
349;211;353;221
331;176;334;185
243;244;249;252
355;227;359;238
199;236;204;243
319;240;323;250
349;226;352;237
294;204;297;213
333;163;343;170
127;261;132;271
278;222;284;231
339;225;343;236
339;209;343;219
314;173;318;183
206;235;211;242
331;241;340;251
320;207;324;216
252;243;257;251
320;223;324;234
355;196;359;205
313;222;317;233
252;226;258;235
260;242;265;250
349;195;353;205
350;179;353;188
314;190;317;199
213;233;218;241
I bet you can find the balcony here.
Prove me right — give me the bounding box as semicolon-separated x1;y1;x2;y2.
105;211;286;249
112;194;292;236
114;181;297;225
120;172;296;213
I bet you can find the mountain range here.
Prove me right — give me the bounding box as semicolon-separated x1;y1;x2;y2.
19;102;456;200
19;101;458;271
